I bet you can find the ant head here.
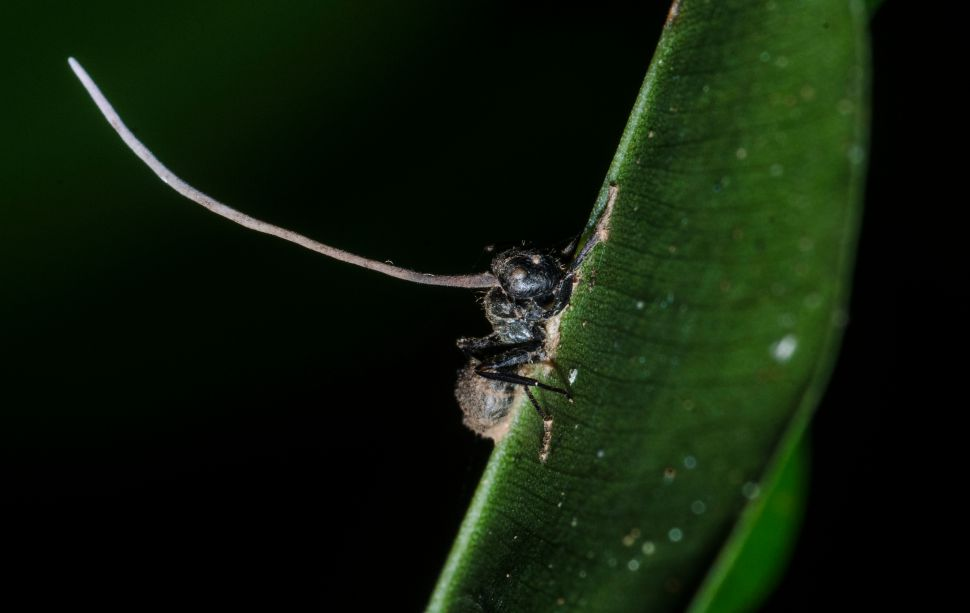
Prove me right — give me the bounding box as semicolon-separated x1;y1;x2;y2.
491;250;563;301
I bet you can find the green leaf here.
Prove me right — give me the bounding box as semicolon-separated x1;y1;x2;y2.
687;438;810;612
430;1;868;611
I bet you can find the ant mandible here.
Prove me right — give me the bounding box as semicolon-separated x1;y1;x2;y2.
68;58;613;463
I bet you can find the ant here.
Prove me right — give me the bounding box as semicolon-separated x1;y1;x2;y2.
68;58;613;463
454;236;607;462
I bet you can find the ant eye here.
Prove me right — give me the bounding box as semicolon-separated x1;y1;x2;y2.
492;251;561;300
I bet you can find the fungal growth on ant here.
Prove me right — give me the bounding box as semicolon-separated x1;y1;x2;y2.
68;57;614;463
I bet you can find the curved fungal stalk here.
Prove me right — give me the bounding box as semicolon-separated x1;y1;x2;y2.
67;57;498;290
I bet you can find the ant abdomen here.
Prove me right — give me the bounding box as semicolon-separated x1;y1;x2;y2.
455;364;519;442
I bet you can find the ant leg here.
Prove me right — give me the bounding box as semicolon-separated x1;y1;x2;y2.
525;387;554;464
547;272;576;315
457;336;542;361
544;185;617;315
570;234;600;273
465;337;574;396
475;368;570;397
563;183;618;274
523;387;549;421
456;334;501;358
473;347;572;397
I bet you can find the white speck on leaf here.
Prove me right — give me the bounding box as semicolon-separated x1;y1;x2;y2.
742;481;762;500
771;334;798;363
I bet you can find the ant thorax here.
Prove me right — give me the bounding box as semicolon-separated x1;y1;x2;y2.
68;57;613;465
482;251;562;346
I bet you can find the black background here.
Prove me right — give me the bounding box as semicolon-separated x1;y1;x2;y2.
1;2;900;609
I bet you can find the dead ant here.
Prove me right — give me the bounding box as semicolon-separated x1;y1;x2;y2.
68;57;613;462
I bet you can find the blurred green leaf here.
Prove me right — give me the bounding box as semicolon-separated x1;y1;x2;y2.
687;439;809;612
430;0;868;611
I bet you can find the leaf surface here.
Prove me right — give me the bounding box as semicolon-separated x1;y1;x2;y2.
430;1;869;611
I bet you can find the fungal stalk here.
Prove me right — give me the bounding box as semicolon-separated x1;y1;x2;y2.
67;57;497;289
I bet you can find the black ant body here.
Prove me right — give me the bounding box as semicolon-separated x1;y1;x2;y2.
454;238;604;460
69;58;612;462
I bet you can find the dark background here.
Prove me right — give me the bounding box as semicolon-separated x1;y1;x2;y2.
1;2;897;609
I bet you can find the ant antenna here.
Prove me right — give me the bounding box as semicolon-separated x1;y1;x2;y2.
67;57;498;290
